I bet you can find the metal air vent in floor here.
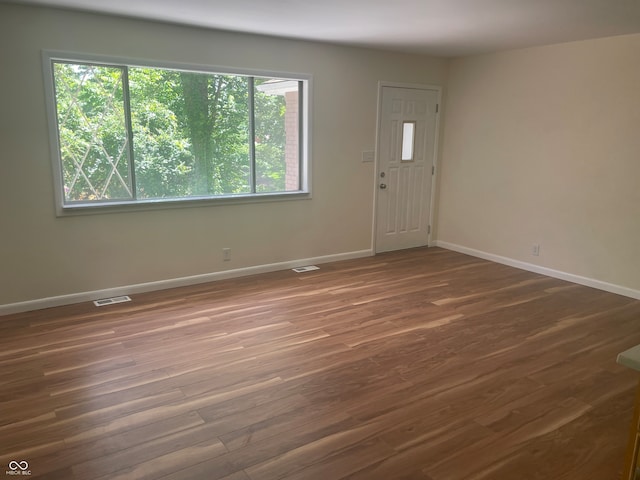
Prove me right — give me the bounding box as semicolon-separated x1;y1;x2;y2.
93;295;132;307
292;265;320;273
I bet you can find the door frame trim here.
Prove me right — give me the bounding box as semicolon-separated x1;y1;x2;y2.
372;81;443;254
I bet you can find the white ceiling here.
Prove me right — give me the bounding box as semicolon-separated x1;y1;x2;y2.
12;0;640;56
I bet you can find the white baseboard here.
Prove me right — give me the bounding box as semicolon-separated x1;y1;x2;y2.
434;240;640;301
0;249;373;316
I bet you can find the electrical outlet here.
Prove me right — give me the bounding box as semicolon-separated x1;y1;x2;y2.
531;244;540;256
223;248;231;261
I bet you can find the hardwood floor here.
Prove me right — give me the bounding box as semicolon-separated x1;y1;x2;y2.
2;247;640;479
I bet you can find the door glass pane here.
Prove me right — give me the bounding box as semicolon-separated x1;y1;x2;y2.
401;121;415;161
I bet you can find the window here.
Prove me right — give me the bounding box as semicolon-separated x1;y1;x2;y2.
43;53;310;212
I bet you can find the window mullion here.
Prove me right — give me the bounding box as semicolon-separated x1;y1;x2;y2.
248;76;256;194
121;66;137;200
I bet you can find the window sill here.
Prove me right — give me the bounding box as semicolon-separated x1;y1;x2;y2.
56;190;312;217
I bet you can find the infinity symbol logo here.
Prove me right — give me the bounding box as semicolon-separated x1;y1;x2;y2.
8;461;28;471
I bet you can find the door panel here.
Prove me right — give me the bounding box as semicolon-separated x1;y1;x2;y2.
376;86;438;253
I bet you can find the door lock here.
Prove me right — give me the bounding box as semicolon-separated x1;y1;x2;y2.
379;183;387;189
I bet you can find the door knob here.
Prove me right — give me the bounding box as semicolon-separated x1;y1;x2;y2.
379;183;387;189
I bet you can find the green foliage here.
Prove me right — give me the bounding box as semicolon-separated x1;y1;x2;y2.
54;63;132;201
53;62;292;202
255;79;287;192
129;68;193;198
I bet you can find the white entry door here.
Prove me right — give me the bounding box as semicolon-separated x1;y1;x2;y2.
375;86;439;253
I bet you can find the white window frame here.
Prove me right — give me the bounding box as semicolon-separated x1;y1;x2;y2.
42;50;312;216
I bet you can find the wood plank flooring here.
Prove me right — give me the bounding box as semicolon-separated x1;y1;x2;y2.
2;247;640;479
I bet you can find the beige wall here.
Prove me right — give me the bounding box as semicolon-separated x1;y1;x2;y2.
0;4;447;306
437;34;640;293
7;4;637;309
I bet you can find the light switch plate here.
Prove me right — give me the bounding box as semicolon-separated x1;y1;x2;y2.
362;151;374;163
